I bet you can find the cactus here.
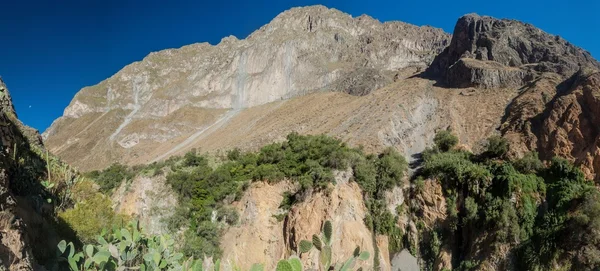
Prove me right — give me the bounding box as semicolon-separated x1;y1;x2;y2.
57;220;195;271
276;260;294;271
298;240;313;254
56;219;366;271
322;221;332;244
249;263;264;271
299;220;369;271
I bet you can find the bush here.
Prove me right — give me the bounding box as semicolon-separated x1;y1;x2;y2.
434;130;458;152
513;152;544;174
484;135;509;158
58;192;127;243
85;163;133;193
464;197;479;222
376;147;408;193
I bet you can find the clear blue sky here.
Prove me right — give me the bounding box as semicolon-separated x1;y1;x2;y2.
1;0;598;132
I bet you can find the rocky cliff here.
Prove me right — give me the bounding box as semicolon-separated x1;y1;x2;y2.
43;5;451;170
0;78;37;270
427;14;599;88
0;79;64;270
424;13;600;181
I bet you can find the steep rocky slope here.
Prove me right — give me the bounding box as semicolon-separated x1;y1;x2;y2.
43;5;450;171
425;13;600;180
0;79;67;270
37;8;600;271
0;78;38;270
427;14;599;89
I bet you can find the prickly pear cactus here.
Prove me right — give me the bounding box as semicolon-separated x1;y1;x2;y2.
299;220;370;271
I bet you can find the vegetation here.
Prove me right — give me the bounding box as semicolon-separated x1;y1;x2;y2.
432;129;458;152
290;221;370;271
84;163;136;193
56;220;367;271
58;181;128;243
138;133;407;259
414;130;600;270
71;130;600;270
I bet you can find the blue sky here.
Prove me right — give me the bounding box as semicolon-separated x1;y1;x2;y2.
1;0;598;132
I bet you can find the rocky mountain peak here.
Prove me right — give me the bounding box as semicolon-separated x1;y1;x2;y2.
427;13;600;88
43;5;452;170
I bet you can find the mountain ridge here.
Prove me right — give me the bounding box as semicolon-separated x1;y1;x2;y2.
43;5;452;170
43;6;600;183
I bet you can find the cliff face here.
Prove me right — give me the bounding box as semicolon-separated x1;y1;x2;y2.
425;13;600;181
503;68;600;181
0;79;61;270
427;14;599;89
219;172;398;271
0;78;36;270
43;5;450;171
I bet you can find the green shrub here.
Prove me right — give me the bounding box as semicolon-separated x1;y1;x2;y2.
85;163;134;193
433;130;458;152
413;176;425;194
464;197;479;223
513;152;544;174
58;191;128;243
484;135;509;158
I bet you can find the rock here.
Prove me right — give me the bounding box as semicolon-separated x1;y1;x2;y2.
444;58;526;88
111;173;179;235
220;173;388;270
285;181;379;271
391;249;419;271
220;181;292;271
0;79;55;270
44;5;450;170
427;13;599;88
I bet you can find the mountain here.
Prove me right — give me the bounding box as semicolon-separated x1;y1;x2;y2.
43;5;451;170
35;5;600;271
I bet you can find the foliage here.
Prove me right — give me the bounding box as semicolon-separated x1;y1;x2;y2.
55;220;207;271
483;135;509;158
85;163;135;193
57;219;371;271
433;130;458;152
418;130;600;270
58;182;129;243
298;220;369;271
512;152;544;174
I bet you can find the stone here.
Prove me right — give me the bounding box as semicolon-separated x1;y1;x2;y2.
427;13;599;88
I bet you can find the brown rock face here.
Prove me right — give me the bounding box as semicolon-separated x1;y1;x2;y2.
427;14;599;88
220;171;392;270
0;80;39;270
539;70;600;180
504;69;600;181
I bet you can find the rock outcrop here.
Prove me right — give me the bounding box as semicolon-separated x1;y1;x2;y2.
422;13;600;181
0;79;49;270
427;14;599;88
503;67;600;181
111;173;179;235
220;171;397;270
